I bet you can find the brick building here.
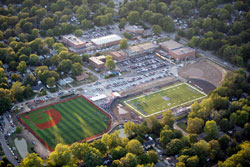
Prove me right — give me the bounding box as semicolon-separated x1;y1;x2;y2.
109;50;127;62
89;55;106;69
127;42;158;56
159;40;195;61
62;35;85;49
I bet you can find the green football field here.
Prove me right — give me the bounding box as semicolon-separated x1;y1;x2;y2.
124;82;207;117
20;96;111;150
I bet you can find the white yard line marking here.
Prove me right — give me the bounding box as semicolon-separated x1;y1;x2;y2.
124;82;207;118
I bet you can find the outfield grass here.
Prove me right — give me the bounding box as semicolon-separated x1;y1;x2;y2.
20;96;111;150
124;82;206;117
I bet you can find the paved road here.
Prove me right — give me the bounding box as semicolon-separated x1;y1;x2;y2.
0;132;19;166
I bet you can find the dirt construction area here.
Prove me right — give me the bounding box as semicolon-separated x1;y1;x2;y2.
178;59;228;87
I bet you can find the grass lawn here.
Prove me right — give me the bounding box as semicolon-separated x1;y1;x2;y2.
20;96;111;150
124;82;206;117
176;122;187;132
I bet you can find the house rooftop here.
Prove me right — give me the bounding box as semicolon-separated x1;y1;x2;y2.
31;83;44;91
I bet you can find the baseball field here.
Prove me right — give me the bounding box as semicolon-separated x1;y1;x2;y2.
20;96;111;150
124;82;207;117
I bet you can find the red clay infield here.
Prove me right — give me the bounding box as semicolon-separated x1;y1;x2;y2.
35;109;62;129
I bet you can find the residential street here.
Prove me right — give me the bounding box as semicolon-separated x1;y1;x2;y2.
0;132;18;166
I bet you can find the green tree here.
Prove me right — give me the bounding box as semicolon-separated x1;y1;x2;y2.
204;120;219;140
146;116;162;135
142;10;153;22
176;162;186;167
218;134;230;150
124;121;135;136
193;140;211;157
16;126;22;134
121;153;138;167
152;25;162;36
11;73;22;82
90;139;107;155
0;88;12;114
31;28;39;39
84;147;102;167
147;150;158;164
119;18;126;30
161;110;175;128
76;5;90;21
47;144;72;167
218;142;250;167
107;1;115;8
111;146;127;160
160;16;175;32
123;32;133;39
29;54;39;66
105;56;116;71
17;61;27;73
44;37;55;48
46;77;55;87
127;11;140;25
20;153;43;167
171;7;183;18
165;139;183;156
219;118;231;132
24;85;34;98
29;38;45;54
186;117;204;134
24;73;37;86
70;142;90;160
112;160;123;167
58;59;72;73
41;17;55;30
74;29;83;37
126;139;143;155
243;123;250;140
72;62;82;76
10;81;25;102
188;134;198;144
160;129;176;147
81;19;92;30
186;155;199;167
119;38;128;49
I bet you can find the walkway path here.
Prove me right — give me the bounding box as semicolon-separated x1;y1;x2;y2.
174;121;188;136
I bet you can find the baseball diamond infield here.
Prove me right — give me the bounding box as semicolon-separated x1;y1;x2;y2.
19;96;112;151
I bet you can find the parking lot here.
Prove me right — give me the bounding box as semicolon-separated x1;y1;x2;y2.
82;67;176;99
117;54;171;74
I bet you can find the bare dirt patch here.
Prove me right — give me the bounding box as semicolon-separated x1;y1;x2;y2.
179;59;227;87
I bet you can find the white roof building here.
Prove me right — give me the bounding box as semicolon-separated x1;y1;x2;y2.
90;94;107;101
91;34;122;47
